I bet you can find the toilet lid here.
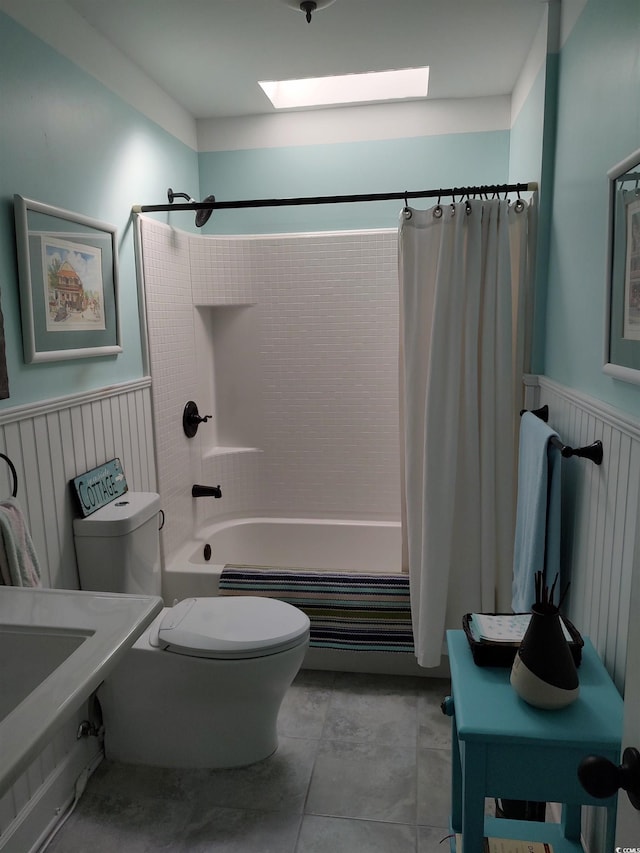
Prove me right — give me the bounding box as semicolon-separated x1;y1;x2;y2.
156;597;310;659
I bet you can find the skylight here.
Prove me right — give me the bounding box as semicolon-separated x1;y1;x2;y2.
258;67;430;110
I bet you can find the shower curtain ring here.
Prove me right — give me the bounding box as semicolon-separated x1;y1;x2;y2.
514;188;525;213
433;192;443;219
403;193;412;219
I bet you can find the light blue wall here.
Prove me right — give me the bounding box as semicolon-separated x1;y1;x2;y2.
543;0;640;415
0;12;198;408
9;1;636;421
197;131;511;234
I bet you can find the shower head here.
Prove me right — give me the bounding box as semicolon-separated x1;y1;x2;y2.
195;195;216;228
167;188;216;227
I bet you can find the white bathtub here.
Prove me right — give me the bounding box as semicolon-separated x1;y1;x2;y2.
162;517;402;604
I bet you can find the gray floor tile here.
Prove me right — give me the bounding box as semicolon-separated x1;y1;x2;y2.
416;747;451;828
323;672;420;746
279;670;335;739
176;806;302;853
418;678;452;750
46;788;189;852
48;670;457;852
418;824;455;852
306;739;417;824
80;759;188;801
297;814;416;853
185;736;318;814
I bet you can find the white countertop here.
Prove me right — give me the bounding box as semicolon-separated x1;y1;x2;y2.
0;586;163;797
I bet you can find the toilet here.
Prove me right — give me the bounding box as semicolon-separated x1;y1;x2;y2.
73;492;310;768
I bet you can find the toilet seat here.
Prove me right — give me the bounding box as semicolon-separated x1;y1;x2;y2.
153;596;310;659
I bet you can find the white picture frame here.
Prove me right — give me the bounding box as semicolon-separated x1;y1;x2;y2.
14;195;121;363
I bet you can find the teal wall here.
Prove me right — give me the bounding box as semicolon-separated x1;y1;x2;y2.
0;12;198;408
543;0;640;414
197;131;511;235
6;1;637;420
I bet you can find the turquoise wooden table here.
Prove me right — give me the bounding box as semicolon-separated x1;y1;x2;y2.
445;630;623;853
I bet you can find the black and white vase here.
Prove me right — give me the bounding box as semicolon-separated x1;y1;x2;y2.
510;604;579;710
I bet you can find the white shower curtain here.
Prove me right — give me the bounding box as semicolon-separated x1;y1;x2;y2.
399;197;533;668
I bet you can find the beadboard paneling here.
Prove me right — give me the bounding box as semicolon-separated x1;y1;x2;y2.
0;379;155;590
536;376;640;690
0;707;101;851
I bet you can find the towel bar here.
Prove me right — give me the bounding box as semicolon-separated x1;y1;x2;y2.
549;436;603;464
520;407;603;465
0;453;17;497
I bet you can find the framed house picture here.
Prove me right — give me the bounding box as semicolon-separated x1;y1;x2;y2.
14;195;121;363
603;148;640;384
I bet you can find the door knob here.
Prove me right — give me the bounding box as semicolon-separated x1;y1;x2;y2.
578;747;640;810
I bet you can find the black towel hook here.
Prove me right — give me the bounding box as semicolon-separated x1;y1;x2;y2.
0;453;18;497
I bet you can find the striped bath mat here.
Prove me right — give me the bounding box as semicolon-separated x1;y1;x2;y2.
218;567;414;653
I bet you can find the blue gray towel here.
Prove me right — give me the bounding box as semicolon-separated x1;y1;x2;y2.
511;412;561;612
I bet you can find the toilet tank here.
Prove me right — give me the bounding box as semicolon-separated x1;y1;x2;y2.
73;492;162;596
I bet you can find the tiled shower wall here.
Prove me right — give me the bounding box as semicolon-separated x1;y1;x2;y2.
139;218;401;563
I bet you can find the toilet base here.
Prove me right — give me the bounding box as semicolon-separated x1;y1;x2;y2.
98;629;308;768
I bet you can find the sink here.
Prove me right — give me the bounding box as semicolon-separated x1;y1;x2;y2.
0;586;163;797
0;626;90;723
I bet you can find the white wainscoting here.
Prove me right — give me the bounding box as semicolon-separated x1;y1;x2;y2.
0;709;102;852
533;376;640;691
0;377;156;851
526;376;640;853
0;378;156;590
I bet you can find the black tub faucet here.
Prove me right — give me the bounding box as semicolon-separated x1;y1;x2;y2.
192;484;222;498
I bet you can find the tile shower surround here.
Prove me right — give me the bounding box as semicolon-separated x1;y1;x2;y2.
140;220;402;562
46;671;453;852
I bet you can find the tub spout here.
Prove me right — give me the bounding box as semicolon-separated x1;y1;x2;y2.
192;484;222;498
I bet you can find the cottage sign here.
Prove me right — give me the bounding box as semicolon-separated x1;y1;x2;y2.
72;458;128;517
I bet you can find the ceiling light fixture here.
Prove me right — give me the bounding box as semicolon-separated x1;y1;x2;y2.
259;67;430;110
280;0;337;24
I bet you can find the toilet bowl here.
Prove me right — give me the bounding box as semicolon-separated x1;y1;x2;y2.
73;493;310;768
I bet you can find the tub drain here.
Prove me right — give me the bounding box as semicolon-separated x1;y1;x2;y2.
203;543;212;562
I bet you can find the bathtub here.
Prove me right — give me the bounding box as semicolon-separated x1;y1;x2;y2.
162;517;402;604
161;517;443;678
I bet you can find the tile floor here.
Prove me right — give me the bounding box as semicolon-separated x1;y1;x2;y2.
46;670;454;852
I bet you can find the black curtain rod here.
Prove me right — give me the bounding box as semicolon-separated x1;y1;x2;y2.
132;181;538;215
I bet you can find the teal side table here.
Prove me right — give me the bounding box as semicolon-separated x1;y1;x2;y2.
445;630;623;853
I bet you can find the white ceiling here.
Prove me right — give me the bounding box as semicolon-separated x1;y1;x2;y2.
65;0;547;120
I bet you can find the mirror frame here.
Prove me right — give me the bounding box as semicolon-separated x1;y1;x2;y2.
603;147;640;384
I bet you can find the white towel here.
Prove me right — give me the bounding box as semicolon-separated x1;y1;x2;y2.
511;412;561;612
0;497;42;587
